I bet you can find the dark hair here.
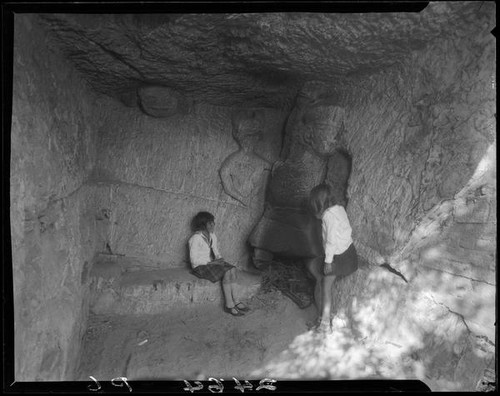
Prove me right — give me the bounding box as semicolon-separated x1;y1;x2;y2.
191;211;215;231
309;183;346;218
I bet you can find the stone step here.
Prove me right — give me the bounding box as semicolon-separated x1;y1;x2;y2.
88;255;263;315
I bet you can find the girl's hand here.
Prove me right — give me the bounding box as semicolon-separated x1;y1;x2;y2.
324;262;333;275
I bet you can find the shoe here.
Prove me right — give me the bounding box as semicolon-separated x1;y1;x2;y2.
235;302;250;312
306;318;322;330
224;306;245;316
314;322;332;334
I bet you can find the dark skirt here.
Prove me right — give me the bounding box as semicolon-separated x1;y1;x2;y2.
248;207;324;258
329;243;358;277
191;261;235;283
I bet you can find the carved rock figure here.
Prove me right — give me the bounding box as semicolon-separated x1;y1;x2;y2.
137;85;191;117
219;110;272;206
248;87;347;265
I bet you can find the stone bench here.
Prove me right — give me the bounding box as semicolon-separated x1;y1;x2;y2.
88;254;263;315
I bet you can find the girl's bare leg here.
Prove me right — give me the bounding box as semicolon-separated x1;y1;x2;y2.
228;268;238;302
320;274;336;327
222;271;235;308
305;257;324;322
228;268;250;310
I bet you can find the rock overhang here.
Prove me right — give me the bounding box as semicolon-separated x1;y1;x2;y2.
36;1;494;108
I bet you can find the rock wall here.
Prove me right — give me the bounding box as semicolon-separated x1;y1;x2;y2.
328;24;495;390
10;15;100;380
91;99;286;268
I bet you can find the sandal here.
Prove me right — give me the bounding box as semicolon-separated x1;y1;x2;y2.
306;318;320;330
314;321;332;334
224;306;245;316
235;302;250;312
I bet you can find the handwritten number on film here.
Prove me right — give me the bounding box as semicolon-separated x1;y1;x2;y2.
183;378;277;393
88;376;132;392
233;378;253;392
183;380;204;393
208;378;224;393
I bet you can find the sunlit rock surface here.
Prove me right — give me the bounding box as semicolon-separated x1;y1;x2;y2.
253;264;494;391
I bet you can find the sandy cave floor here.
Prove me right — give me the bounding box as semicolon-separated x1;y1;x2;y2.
77;287;432;389
77;289;318;381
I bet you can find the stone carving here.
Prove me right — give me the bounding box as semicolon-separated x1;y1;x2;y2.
219;109;272;206
137;85;191;117
325;148;353;206
249;85;348;264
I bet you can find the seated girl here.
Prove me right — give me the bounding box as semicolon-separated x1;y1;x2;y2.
307;184;358;331
188;211;250;316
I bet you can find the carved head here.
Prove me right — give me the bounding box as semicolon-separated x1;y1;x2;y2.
298;105;346;155
231;110;264;149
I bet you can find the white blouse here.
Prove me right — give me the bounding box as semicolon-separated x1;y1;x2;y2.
188;231;222;268
321;205;353;264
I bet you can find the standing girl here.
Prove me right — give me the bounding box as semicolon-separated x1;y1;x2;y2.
306;184;358;331
188;211;251;316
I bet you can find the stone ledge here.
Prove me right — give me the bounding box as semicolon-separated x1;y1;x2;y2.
88;256;263;315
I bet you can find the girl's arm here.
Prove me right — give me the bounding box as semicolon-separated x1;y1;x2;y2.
211;233;223;259
322;211;338;265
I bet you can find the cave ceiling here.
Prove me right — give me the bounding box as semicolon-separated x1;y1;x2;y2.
38;1;493;108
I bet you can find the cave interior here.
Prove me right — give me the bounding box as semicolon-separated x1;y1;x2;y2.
8;1;496;391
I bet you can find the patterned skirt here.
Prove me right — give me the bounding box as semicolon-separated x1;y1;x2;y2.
191;260;235;283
